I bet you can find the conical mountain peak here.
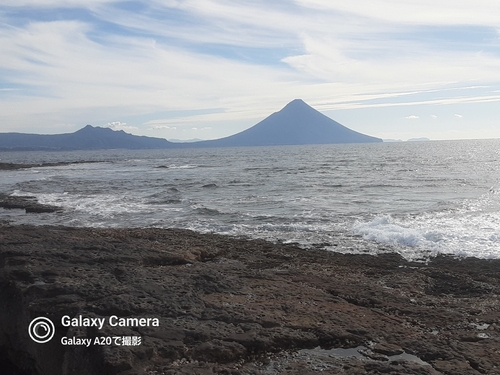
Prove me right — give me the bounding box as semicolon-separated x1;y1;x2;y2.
192;100;382;147
281;99;312;112
284;98;307;107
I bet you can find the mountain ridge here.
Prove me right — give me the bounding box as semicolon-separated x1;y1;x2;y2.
0;125;176;151
0;100;382;150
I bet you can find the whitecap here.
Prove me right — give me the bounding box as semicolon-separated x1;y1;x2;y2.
352;209;500;260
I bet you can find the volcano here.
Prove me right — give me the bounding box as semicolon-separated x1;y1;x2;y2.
192;99;382;147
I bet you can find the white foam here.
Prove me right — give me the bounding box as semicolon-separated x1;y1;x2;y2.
19;191;150;219
352;183;500;259
167;164;197;169
354;216;428;247
353;207;500;260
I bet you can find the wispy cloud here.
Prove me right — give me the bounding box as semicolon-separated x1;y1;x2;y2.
405;115;419;119
1;1;500;139
104;121;137;131
295;1;500;26
148;125;177;131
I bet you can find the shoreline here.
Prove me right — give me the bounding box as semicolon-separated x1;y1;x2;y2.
0;223;498;374
0;194;62;213
0;161;102;171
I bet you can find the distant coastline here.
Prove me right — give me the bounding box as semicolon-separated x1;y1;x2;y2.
383;137;431;142
0;100;381;151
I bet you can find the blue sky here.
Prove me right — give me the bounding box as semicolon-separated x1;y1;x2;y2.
1;1;500;141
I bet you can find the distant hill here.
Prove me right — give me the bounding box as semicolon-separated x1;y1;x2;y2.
191;99;382;147
0;125;176;151
0;100;381;151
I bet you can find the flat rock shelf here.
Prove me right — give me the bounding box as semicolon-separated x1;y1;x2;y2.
0;224;498;374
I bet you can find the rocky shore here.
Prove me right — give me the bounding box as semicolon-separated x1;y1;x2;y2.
0;161;100;213
0;194;61;213
0;223;498;375
0;161;100;171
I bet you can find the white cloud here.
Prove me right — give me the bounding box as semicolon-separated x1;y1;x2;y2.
104;122;138;131
295;1;500;26
0;0;118;6
282;34;500;91
455;114;463;118
405;115;419;119
0;18;299;132
91;1;301;51
1;1;500;139
148;125;177;130
431;115;438;118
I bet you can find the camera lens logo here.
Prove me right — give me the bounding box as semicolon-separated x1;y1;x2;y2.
28;317;55;344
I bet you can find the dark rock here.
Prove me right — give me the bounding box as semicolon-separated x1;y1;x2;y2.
0;194;61;213
373;343;404;356
0;161;100;170
0;225;498;374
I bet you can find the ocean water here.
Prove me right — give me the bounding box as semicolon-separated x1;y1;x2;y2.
1;139;499;260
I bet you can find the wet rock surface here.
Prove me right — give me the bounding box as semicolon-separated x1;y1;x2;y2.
0;224;498;374
0;160;99;213
0;194;62;213
0;161;100;171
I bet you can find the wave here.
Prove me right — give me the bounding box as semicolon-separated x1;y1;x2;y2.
147;199;182;205
353;215;436;247
193;206;222;216
166;164;198;169
353;207;500;260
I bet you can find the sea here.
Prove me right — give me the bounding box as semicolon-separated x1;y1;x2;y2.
1;139;499;261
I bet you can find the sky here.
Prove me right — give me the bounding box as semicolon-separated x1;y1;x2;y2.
1;1;500;141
